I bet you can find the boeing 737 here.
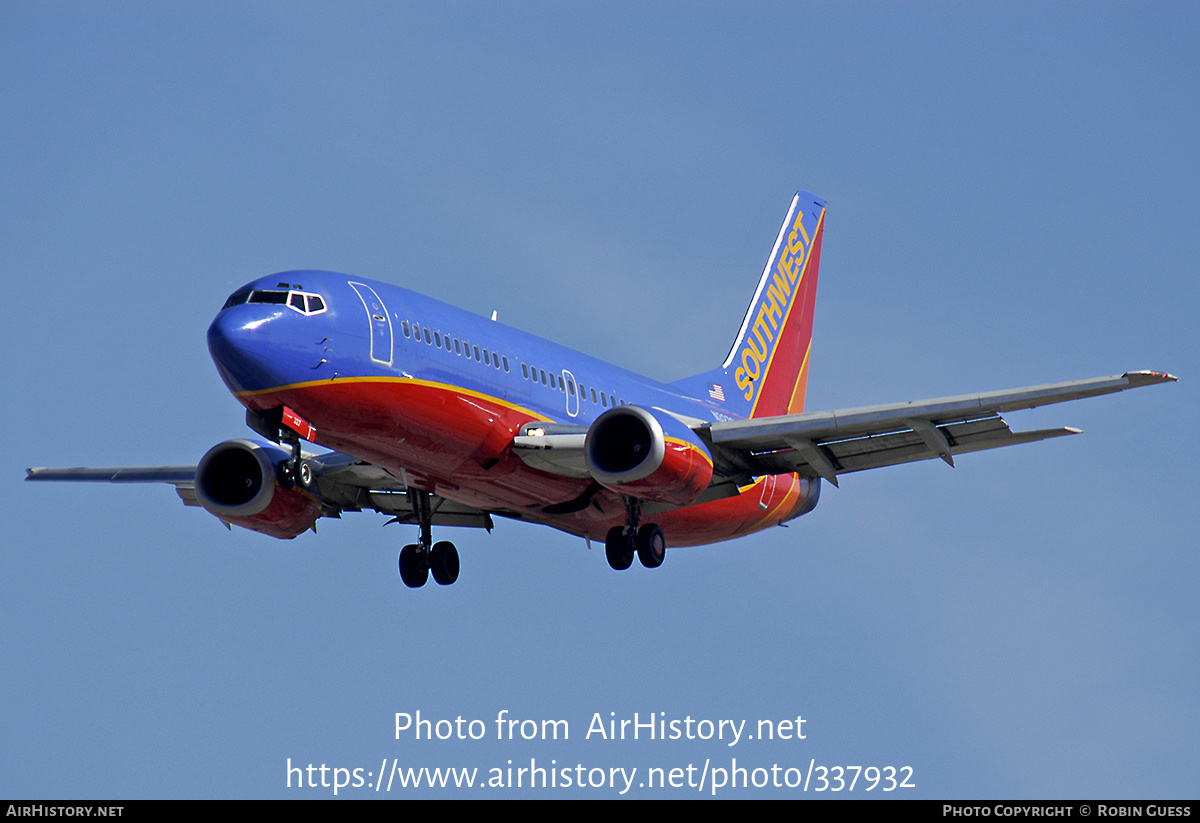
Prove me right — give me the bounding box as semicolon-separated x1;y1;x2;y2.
26;191;1176;587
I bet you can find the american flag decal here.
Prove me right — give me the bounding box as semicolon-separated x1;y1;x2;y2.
708;383;726;402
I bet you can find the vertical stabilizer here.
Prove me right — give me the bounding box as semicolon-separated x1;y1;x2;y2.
675;191;826;419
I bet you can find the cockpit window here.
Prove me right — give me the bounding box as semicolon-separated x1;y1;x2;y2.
249;290;288;305
221;288;328;316
222;289;252;309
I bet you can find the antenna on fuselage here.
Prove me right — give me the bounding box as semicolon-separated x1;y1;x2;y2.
491;310;498;321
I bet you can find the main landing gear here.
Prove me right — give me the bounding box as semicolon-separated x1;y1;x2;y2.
399;541;459;587
604;497;666;571
398;489;460;588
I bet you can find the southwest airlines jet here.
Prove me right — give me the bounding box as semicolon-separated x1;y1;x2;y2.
27;192;1175;587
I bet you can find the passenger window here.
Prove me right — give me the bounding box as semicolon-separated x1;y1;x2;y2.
567;380;575;396
493;352;500;369
473;345;481;361
503;356;510;373
601;393;608;408
455;339;462;355
539;369;547;385
402;320;411;338
521;363;529;379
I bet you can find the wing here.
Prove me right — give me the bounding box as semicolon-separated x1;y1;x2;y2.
702;370;1177;486
307;451;494;529
25;465;202;507
508;371;1176;494
510;421;591;478
26;449;494;530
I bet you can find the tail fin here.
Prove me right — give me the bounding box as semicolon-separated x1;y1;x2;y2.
675;191;826;419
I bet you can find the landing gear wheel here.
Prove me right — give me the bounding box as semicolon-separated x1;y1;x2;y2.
296;459;314;488
430;541;460;586
398;543;428;588
605;526;634;571
636;523;666;568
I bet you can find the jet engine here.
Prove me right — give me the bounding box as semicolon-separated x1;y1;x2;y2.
194;439;320;539
584;406;714;505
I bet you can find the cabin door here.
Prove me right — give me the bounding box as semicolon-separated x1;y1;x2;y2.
562;369;580;418
348;282;394;366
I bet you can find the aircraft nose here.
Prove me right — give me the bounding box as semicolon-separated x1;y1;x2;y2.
207;306;285;394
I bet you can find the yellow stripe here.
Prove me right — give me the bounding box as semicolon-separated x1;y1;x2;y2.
736;477;763;494
664;436;715;468
768;474;800;521
786;342;812;414
235;375;548;421
749;208;823;417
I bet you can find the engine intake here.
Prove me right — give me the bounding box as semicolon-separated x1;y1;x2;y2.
195;440;319;539
585;407;714;505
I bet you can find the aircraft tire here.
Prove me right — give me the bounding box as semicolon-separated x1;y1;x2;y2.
296;459;314;488
399;544;429;588
636;524;666;568
430;541;460;586
605;527;634;571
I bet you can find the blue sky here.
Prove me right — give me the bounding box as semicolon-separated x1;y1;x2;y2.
4;2;1196;798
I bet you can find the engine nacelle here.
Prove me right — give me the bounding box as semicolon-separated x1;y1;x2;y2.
584;406;714;506
194;439;320;539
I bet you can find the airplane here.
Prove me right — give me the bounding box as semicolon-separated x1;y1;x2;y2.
26;191;1176;587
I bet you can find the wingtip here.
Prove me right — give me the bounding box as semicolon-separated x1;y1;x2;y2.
1122;370;1178;386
